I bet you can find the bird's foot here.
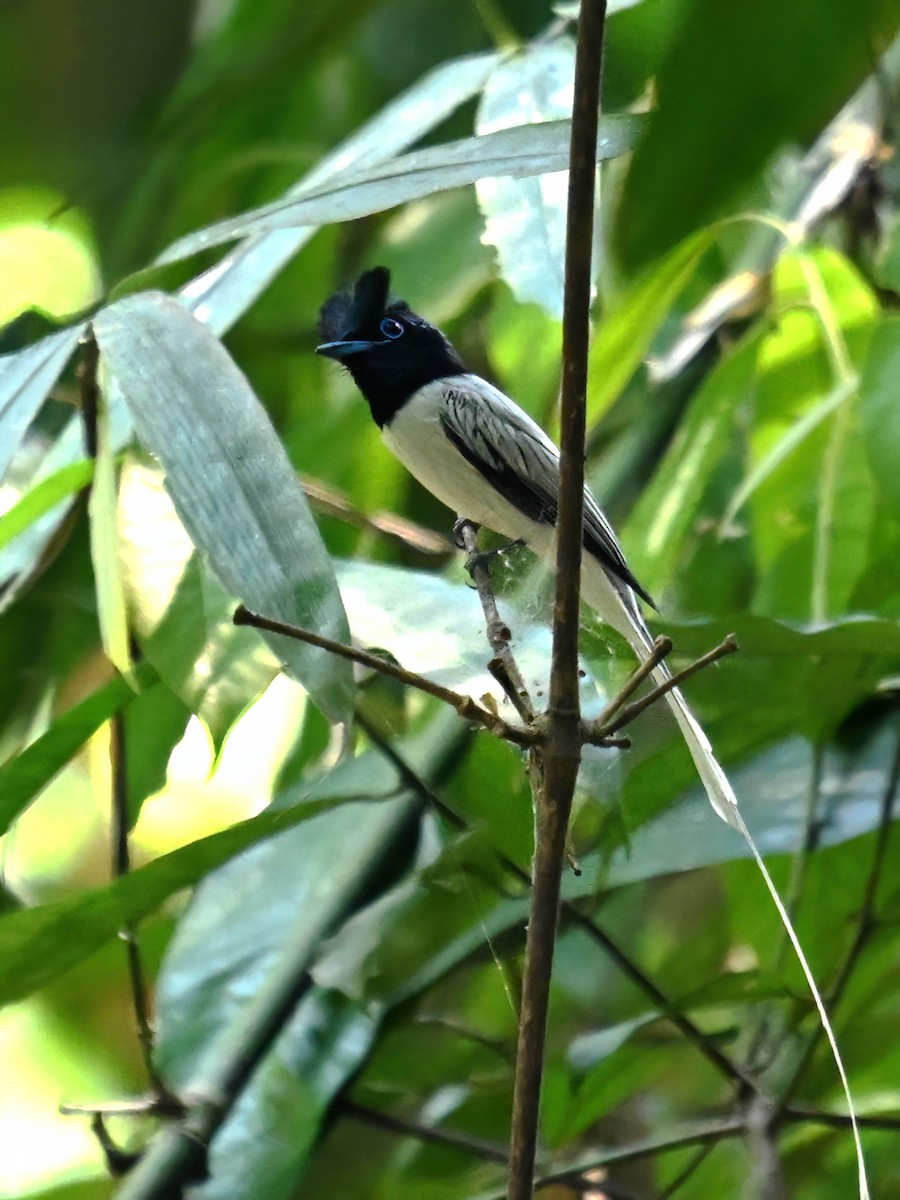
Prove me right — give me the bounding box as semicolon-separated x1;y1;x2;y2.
452;516;479;550
464;539;526;579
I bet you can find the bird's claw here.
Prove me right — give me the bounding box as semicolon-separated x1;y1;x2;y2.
464;538;526;579
453;517;479;550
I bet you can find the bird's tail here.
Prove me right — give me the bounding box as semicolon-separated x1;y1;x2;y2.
646;659;741;828
580;555;869;1199
580;555;741;825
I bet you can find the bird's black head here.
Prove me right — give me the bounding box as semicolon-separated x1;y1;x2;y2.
317;267;467;427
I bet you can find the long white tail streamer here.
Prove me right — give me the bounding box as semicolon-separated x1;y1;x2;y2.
580;556;869;1198
739;818;869;1200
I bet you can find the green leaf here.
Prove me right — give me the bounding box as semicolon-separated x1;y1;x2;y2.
624;329;760;597
153;810;420;1105
94;293;354;724
603;718;900;887
0;459;94;550
746;250;878;619
156;116;645;265
119;458;281;747
587;229;716;426
335;556;615;733
0;661;157;838
579;612;900;854
0;775;395;1007
123;679;193;822
151;719;511;1200
199;991;382;1200
88;380;133;677
615;0;900;270
475;40;577;320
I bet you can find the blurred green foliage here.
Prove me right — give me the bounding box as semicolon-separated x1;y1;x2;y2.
2;1;900;1198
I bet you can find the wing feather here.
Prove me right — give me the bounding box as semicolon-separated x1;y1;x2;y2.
439;381;654;608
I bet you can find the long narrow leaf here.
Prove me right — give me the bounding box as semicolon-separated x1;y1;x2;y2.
180;52;501;335
0;459;94;550
587;229;716;426
0;661;157;837
158;115;644;265
94;294;354;724
0;788;381;1006
0;323;86;480
88;379;133;677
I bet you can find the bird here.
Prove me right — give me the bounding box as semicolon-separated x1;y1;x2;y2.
316;269;872;1185
317;266;739;828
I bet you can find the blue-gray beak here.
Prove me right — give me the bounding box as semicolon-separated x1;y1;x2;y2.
316;339;376;360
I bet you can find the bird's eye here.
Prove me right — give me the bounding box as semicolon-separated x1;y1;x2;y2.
380;317;404;340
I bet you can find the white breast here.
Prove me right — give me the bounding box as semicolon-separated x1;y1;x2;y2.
382;377;542;542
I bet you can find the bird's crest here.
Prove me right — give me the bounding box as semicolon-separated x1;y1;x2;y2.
319;266;407;341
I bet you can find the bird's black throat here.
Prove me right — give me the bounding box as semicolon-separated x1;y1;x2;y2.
343;342;467;428
318;267;467;427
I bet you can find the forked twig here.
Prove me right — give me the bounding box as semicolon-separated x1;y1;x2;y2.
594;634;739;737
457;518;535;724
234;604;537;747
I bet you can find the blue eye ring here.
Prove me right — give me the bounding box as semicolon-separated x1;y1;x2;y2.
380;317;404;340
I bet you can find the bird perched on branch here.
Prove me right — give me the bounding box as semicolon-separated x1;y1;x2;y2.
317;266;738;827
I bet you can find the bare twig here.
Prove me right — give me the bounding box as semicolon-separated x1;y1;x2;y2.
301;473;453;556
783;1106;900;1132
358;713;762;1096
458;518;535;723
588;635;673;727
598;635;739;736
507;5;607;1195
745;1092;787;1200
90;1113;143;1178
340;1097;509;1165
233;605;536;747
536;1116;746;1189
61;1097;183;1119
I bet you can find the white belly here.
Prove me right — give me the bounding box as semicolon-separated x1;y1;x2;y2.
382;380;542;542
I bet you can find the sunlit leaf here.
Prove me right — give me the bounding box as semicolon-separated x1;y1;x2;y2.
476;41;576;319
0;661;157;838
94;293;354;724
625;329;760;596
118;459;281;747
0;777;389;1006
587;229;716;426
0;323;85;481
157;116;644;266
88;377;132;677
0;459;93;550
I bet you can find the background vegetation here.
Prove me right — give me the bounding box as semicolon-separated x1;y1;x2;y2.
2;1;900;1197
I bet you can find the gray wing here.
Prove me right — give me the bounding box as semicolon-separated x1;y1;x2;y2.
440;380;655;607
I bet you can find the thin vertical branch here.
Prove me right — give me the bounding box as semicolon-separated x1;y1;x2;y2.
358;714;760;1095
79;331;100;459
109;712;168;1096
457;518;535;722
507;4;607;1197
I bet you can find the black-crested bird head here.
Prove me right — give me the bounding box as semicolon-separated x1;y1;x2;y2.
317;267;467;427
